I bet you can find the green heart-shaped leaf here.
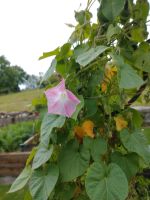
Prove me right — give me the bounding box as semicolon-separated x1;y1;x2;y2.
59;140;90;181
85;162;128;200
29;164;59;200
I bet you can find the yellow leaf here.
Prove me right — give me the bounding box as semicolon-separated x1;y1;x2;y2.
101;66;117;93
74;126;85;138
106;66;117;80
114;116;128;131
74;120;95;142
82;120;95;138
101;81;107;92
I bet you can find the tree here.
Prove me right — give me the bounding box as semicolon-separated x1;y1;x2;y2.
9;0;150;199
0;56;28;93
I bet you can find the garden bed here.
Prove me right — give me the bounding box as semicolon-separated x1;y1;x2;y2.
0;135;38;180
0;152;30;177
0;120;40;183
0;120;39;152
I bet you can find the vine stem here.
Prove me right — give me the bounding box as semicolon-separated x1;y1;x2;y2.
88;0;97;10
86;0;94;10
66;60;99;83
84;95;102;99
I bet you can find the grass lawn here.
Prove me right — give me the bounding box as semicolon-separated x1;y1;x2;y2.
0;89;44;112
0;185;29;200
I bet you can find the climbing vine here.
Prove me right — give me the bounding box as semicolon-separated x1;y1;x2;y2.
9;0;150;199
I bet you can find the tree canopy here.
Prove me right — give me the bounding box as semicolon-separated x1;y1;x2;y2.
0;56;28;93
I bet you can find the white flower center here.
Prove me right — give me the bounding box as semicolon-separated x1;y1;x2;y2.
60;92;67;100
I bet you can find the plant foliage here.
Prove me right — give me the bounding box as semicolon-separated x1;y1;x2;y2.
0;121;38;152
10;0;150;199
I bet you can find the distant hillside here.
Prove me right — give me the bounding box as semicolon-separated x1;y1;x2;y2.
0;89;44;112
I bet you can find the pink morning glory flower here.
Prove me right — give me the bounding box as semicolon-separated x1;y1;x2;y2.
45;79;80;117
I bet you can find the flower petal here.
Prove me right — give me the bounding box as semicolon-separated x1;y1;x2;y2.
45;79;66;104
45;79;65;96
45;79;80;117
64;100;78;117
47;101;66;116
66;90;80;104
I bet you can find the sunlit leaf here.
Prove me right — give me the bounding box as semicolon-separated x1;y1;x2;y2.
130;27;145;42
8;166;32;193
39;47;59;60
76;46;109;67
26;147;37;166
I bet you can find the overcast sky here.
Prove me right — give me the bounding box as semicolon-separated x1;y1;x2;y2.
0;0;99;75
0;1;149;76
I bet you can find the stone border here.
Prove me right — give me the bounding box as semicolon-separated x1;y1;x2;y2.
132;106;150;126
0;111;39;127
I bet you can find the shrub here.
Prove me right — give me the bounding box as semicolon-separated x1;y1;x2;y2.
0;120;38;152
